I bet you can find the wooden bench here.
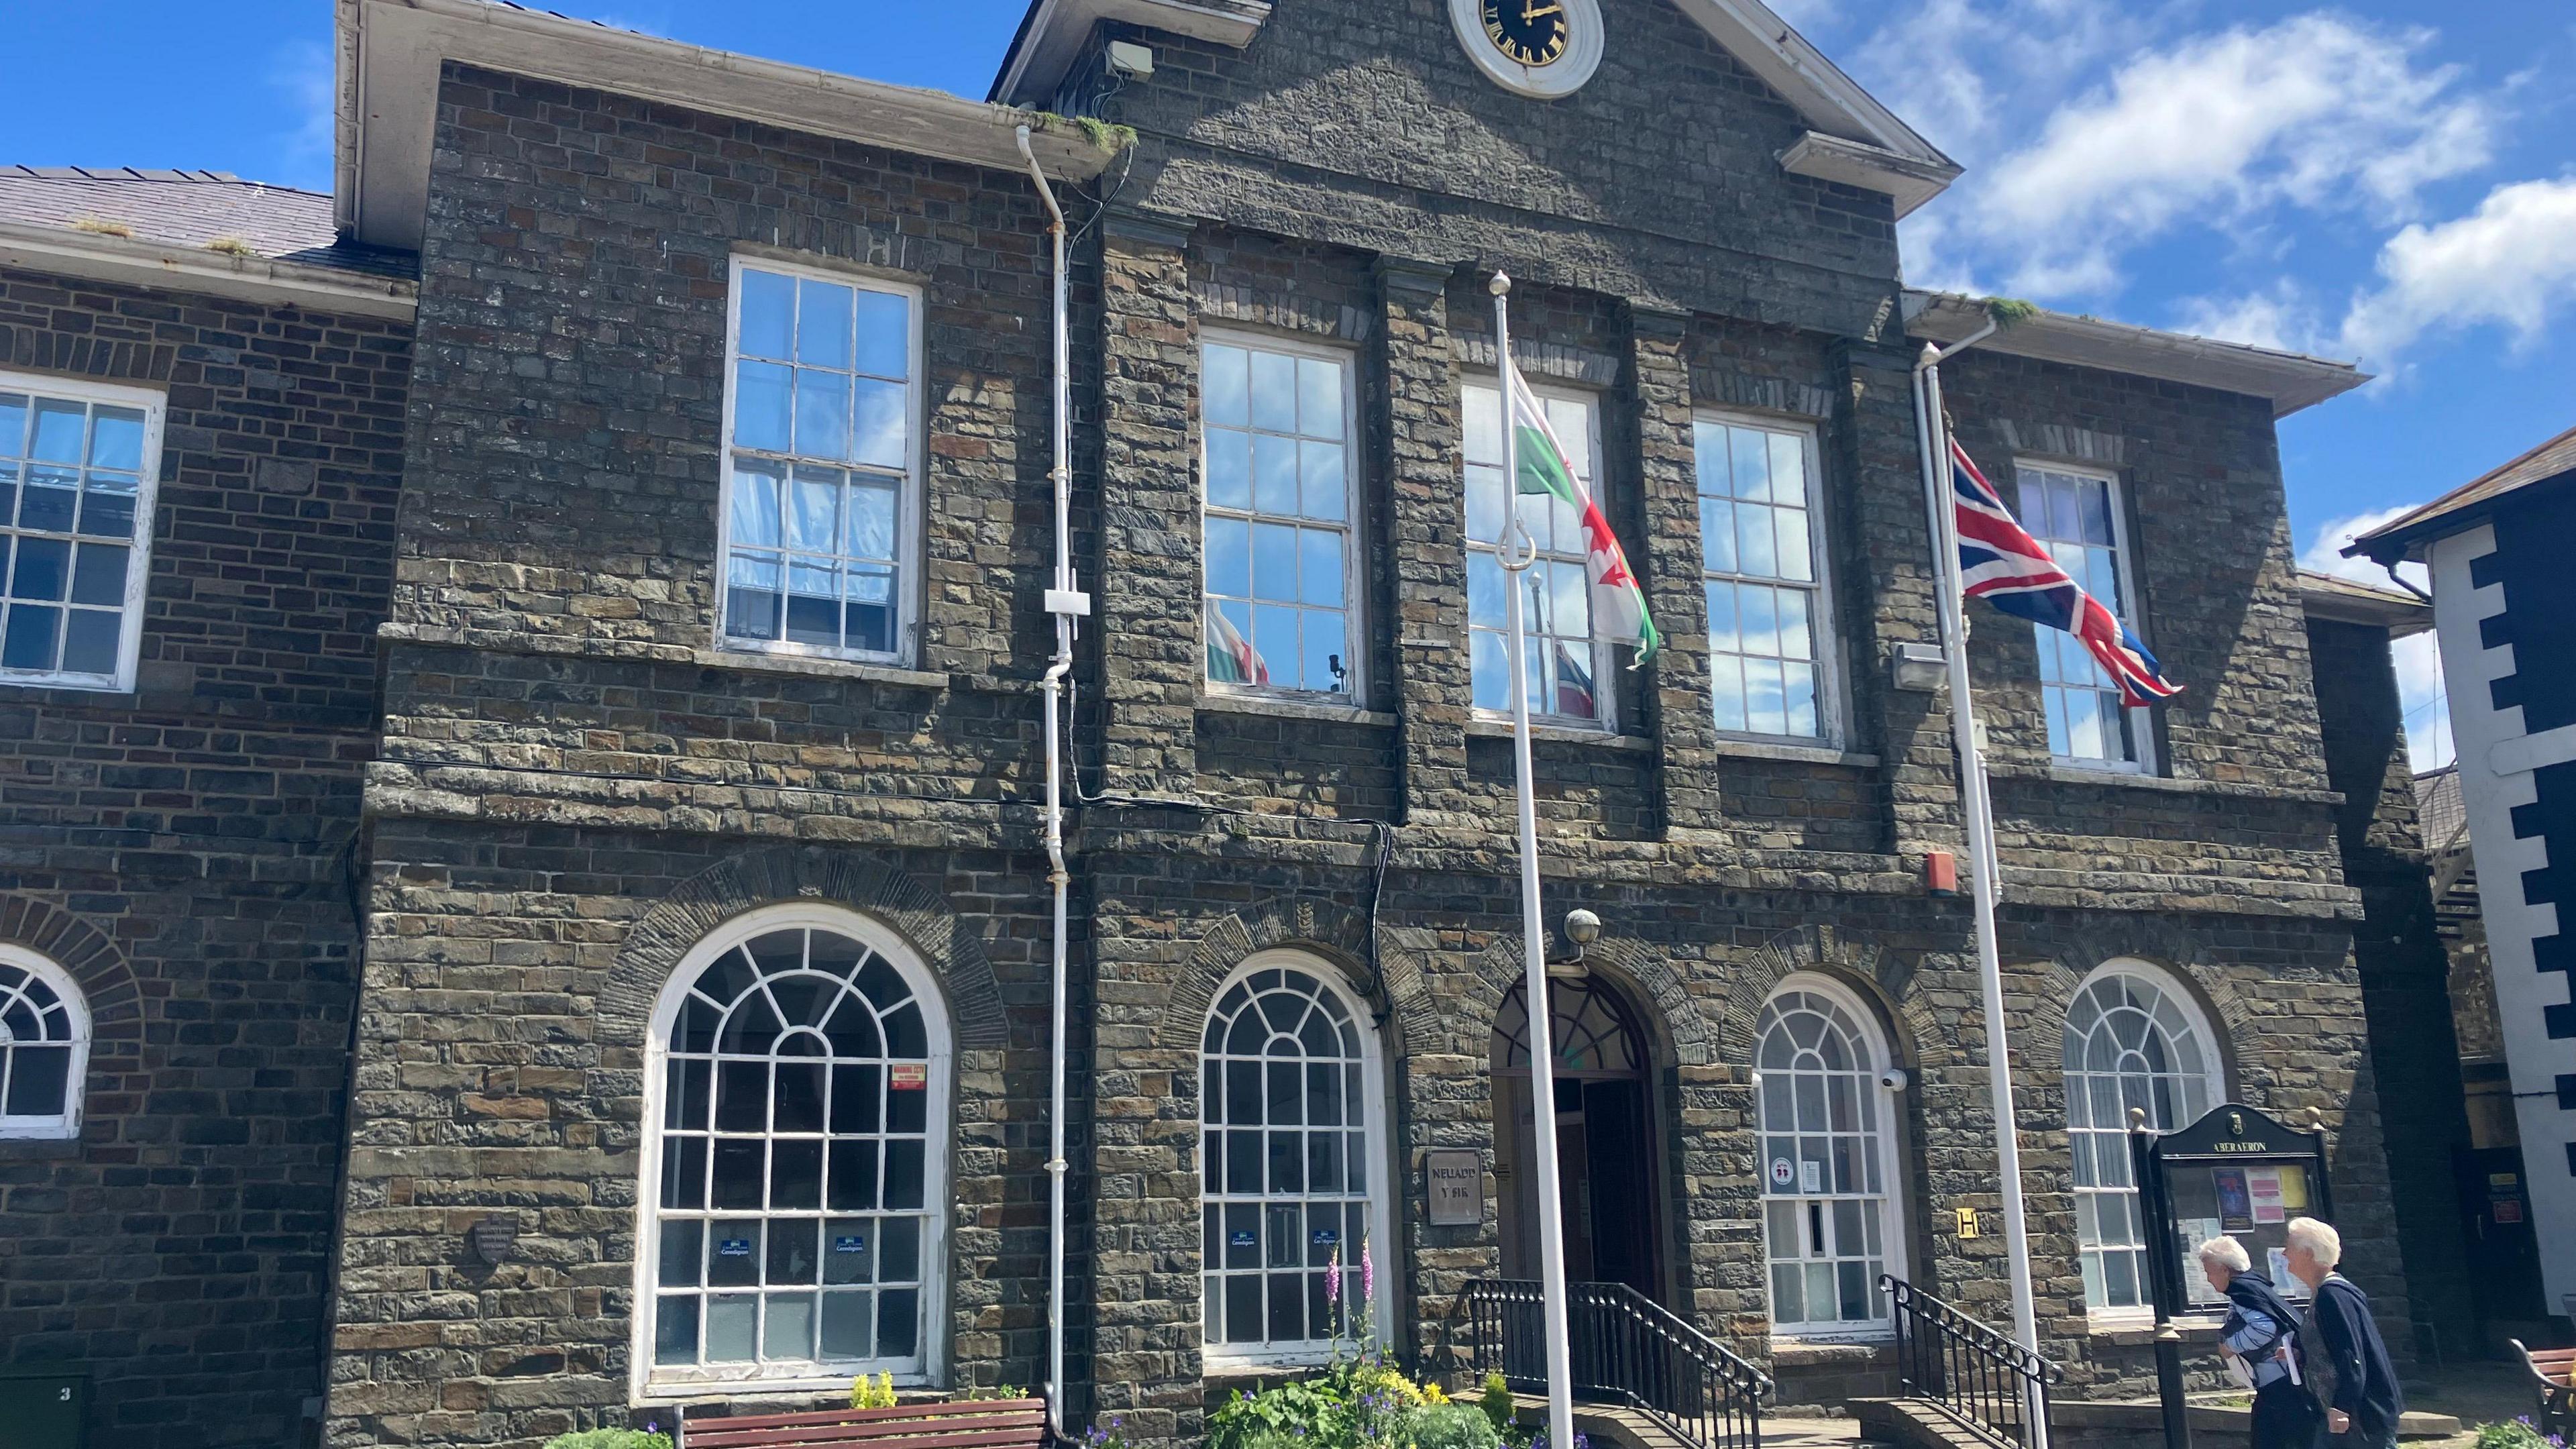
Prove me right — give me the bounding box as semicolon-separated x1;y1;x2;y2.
2510;1340;2575;1441
682;1397;1049;1449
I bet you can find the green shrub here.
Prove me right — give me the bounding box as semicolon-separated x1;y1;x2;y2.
541;1431;673;1449
1406;1403;1504;1449
1479;1373;1515;1435
2475;1419;2565;1449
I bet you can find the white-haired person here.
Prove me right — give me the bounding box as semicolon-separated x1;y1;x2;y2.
2199;1235;2321;1449
2285;1218;2403;1449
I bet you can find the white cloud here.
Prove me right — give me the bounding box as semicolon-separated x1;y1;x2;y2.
2300;509;2451;770
2170;282;2326;355
1966;15;2494;297
2339;175;2576;362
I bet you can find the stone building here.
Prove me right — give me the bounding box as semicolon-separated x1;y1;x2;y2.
0;0;2462;1442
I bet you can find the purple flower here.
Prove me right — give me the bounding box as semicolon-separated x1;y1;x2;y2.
1361;1237;1376;1306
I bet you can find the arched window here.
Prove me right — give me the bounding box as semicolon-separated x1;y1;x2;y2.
0;946;89;1140
1199;955;1390;1364
1755;978;1902;1337
2063;963;2221;1313
640;908;951;1391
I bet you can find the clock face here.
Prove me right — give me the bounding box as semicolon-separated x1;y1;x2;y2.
1448;0;1602;99
1481;0;1569;67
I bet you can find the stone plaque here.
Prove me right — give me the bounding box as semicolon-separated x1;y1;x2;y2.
1425;1150;1483;1227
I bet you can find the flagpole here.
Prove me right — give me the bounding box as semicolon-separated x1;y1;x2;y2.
1913;343;2045;1445
1493;271;1578;1449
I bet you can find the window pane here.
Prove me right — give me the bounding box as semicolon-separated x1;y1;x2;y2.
733;362;792;451
1205;345;1249;428
851;379;906;470
60;610;119;676
1302;611;1348;696
1299;441;1346;521
1250;525;1298;604
655;1295;701;1365
798;280;854;368
794;372;850;462
1252;435;1298;515
1297;358;1342;437
2;606;60;672
852;292;910;380
738;270;795;359
1208;431;1252;511
1250;351;1297;433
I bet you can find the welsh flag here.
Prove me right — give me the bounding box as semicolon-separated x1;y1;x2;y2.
1204;600;1269;685
1504;360;1662;664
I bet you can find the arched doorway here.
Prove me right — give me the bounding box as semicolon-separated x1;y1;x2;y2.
1491;975;1663;1301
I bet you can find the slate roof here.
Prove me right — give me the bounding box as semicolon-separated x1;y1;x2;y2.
2348;423;2576;565
0;165;415;278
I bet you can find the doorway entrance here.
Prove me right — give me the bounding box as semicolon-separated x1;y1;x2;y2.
1492;975;1662;1302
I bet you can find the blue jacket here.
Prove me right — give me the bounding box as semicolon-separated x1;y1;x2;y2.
2309;1274;2402;1439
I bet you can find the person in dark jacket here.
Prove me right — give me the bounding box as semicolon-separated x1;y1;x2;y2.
2286;1218;2403;1449
2200;1236;2322;1449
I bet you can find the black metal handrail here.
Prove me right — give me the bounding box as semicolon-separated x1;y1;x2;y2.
1464;1279;1770;1449
1883;1275;2063;1449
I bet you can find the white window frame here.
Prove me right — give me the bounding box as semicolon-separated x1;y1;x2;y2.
1198;328;1368;704
1695;409;1843;748
1462;376;1615;731
0;944;91;1141
2012;459;2156;774
1752;972;1907;1342
2062;959;2223;1324
632;902;955;1399
0;370;163;693
1197;950;1395;1371
714;253;926;668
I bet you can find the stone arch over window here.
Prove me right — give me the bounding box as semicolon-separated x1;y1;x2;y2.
1753;973;1907;1338
0;943;91;1140
635;902;955;1393
600;846;1005;1055
1719;925;1930;1072
1152;897;1437;1058
1196;951;1395;1366
2057;959;2226;1315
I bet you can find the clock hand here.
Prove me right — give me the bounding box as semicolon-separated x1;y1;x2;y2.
1523;2;1564;16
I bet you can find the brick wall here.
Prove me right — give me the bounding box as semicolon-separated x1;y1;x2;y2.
0;262;411;1448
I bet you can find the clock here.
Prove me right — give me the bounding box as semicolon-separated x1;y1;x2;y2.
1448;0;1603;99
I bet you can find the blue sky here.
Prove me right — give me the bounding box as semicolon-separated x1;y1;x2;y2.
9;0;2573;769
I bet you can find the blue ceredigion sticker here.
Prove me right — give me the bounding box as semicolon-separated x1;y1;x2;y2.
1228;1229;1257;1248
718;1238;754;1258
834;1235;866;1254
1311;1228;1340;1247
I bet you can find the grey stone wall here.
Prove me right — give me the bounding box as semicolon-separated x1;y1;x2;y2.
0;263;411;1448
316;24;2420;1449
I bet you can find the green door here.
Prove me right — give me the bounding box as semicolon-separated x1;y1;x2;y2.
0;1370;86;1448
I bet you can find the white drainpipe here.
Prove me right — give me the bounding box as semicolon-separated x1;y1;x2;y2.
1016;123;1084;1440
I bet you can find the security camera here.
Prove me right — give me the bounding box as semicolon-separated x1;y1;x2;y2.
1878;1068;1909;1093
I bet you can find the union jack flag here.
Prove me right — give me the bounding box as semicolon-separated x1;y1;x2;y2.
1950;439;2180;708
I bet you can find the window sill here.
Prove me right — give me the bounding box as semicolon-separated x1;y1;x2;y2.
1768;1336;1895;1365
1197;692;1397;728
1705;737;1879;768
2084;1312;2222;1346
1464;718;1654;752
1987;759;2342;805
378;623;950;690
710;645;949;690
637;1371;932;1403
